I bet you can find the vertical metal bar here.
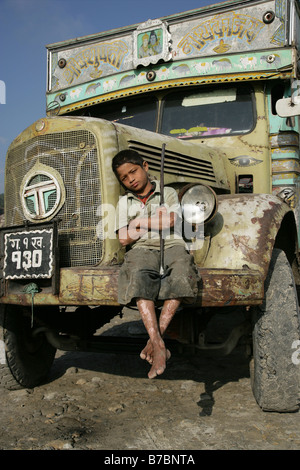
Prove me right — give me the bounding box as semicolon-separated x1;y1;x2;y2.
159;143;166;276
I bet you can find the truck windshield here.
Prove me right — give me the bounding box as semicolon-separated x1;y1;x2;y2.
87;95;157;132
70;85;254;138
160;85;254;138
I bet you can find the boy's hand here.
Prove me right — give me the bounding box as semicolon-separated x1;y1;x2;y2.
155;206;168;217
118;207;176;246
118;222;147;246
128;219;147;240
153;206;175;230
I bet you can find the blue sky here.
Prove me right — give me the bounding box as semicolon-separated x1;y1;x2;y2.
0;0;219;194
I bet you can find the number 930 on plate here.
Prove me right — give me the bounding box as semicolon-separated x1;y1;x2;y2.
3;228;54;279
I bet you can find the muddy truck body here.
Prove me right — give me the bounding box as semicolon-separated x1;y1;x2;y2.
1;0;300;412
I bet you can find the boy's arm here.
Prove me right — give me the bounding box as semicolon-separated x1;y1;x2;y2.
118;208;177;247
117;223;147;247
116;187;180;247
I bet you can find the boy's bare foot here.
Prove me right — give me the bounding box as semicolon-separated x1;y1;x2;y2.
147;341;170;379
140;339;153;364
140;339;171;366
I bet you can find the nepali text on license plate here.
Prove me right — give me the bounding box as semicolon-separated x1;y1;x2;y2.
4;228;54;279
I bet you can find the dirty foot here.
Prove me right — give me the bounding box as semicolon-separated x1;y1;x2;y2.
140;340;171;366
147;341;171;379
140;339;153;364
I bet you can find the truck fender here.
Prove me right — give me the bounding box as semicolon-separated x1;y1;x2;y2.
200;193;297;280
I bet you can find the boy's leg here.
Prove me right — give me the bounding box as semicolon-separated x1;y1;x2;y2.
137;298;178;379
138;298;181;373
139;246;199;369
117;248;160;305
159;298;182;335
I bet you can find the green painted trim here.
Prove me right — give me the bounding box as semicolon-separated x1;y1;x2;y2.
272;178;300;185
272;151;300;159
47;48;293;113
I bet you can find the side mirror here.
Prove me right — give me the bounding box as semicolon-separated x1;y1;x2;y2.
276;97;300;117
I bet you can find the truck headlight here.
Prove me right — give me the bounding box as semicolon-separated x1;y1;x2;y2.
179;184;217;224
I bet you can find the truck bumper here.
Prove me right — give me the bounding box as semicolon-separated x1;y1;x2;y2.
0;265;264;308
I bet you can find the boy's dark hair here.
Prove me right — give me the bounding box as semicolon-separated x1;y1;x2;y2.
112;149;144;177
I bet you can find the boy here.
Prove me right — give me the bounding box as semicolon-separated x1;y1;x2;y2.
112;149;199;379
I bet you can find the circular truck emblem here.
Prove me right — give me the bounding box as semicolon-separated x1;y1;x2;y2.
21;165;64;221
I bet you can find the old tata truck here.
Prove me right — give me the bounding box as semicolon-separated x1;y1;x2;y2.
1;0;300;412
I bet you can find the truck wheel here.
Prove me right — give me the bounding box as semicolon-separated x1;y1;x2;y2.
0;305;56;390
251;248;300;412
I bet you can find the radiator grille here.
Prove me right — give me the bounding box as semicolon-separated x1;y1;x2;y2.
128;140;216;183
6;130;103;267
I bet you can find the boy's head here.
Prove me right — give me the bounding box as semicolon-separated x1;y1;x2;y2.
112;150;144;176
112;149;151;194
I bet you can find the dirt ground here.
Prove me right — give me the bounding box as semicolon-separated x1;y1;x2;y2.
0;307;300;452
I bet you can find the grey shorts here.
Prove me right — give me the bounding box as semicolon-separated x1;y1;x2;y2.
118;246;200;305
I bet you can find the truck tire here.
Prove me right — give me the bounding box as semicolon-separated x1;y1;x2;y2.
251;248;300;412
0;305;56;390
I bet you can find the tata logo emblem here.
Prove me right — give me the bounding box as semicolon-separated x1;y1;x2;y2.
21;166;64;221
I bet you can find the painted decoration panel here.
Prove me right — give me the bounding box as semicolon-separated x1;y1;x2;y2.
46;0;292;112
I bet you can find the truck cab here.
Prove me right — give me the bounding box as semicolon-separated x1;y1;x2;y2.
1;0;300;412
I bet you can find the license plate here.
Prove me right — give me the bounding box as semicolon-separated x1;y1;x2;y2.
3;228;54;279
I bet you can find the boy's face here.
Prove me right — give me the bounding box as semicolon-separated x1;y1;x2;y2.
116;161;152;194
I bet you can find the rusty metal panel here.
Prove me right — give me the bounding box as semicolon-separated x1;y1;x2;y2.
0;265;264;308
58;266;264;306
202;193;293;275
200;268;264;306
59;267;120;305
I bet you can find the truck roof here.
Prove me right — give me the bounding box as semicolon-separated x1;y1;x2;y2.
46;0;300;115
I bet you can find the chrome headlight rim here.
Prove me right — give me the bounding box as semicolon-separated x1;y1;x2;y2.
179;183;218;224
